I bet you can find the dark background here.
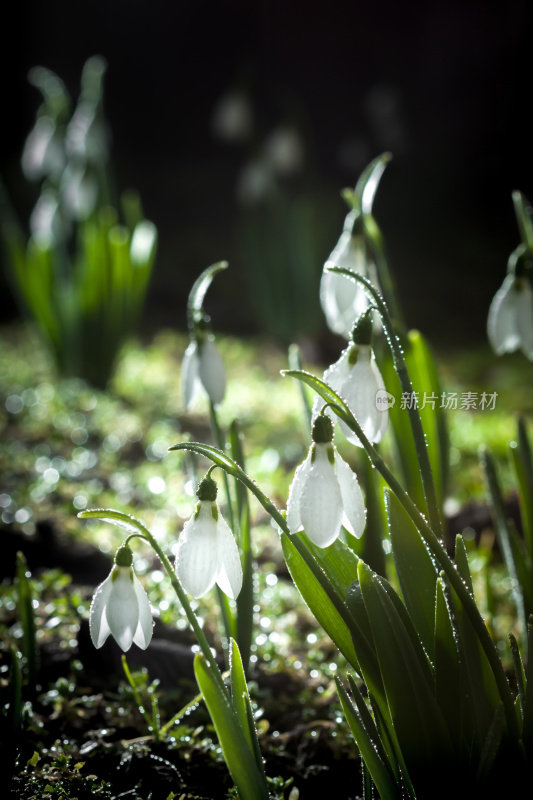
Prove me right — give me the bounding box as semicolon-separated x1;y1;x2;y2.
2;0;533;348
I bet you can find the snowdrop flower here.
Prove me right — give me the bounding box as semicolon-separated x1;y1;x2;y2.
175;476;242;599
182;326;226;410
287;414;366;547
314;311;388;446
320;209;380;339
89;546;153;652
487;250;533;359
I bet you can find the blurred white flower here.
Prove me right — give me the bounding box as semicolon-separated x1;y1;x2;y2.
182;337;226;409
175;478;242;599
22;116;65;182
320;210;379;339
487;274;533;359
60;163;98;220
316;343;388;446
237;158;276;205
212;91;253;142
264;126;304;176
66;104;109;163
29;190;66;244
89;548;153;652
287;416;366;547
130;220;158;267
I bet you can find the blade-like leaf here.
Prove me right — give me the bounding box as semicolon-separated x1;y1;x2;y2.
229;638;265;777
358;562;453;777
510;417;533;558
386;490;438;659
434;576;463;744
281;532;360;670
336;676;399;800
454;534;474;595
194;653;268;800
483;448;527;646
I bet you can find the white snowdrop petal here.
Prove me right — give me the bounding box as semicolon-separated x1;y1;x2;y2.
182;341;201;409
215;514;243;599
312;348;351;424
106;569;139;652
487;277;521;355
335;452;366;538
176;509;219;598
89;573;113;649
132;574;154;650
516;285;533;360
199;339;226;405
370;359;389;441
339;351;387;445
286;452;313;533
299;447;342;547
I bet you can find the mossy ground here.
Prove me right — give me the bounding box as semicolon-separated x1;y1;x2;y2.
1;323;531;798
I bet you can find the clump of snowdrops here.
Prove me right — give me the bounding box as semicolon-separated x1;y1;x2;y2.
78;155;533;799
0;55;157;388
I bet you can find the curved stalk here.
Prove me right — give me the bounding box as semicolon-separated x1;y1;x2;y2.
326;266;442;537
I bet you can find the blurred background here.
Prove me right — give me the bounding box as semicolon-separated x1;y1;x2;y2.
2;0;533;349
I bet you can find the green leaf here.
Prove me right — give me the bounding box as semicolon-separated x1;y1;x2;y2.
357;562;453;777
229;638;265;777
194;653;268;800
482;448;527;646
386;490;438;659
454;534;474;595
476;705;504;782
522;616;533;751
512;190;533;252
229;421;253;673
336;677;399;800
16;552;38;688
299;531;360;597
381;330;449;515
447;571;503;759
281;369;355;429
355;457;387;576
510;417;533;558
406;330;449;506
281;532;360;670
434;577;462;743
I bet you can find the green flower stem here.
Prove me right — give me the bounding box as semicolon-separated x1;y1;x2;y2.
208;399;237;650
209;400;236;533
136;532;225;691
327;266;442;538
122;654;160;741
512;191;533;253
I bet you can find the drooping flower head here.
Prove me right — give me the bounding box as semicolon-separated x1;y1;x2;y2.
315;310;388;446
175;476;242;599
487;245;533;360
320;209;381;339
89;545;153;652
182;318;226;410
287;413;366;548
